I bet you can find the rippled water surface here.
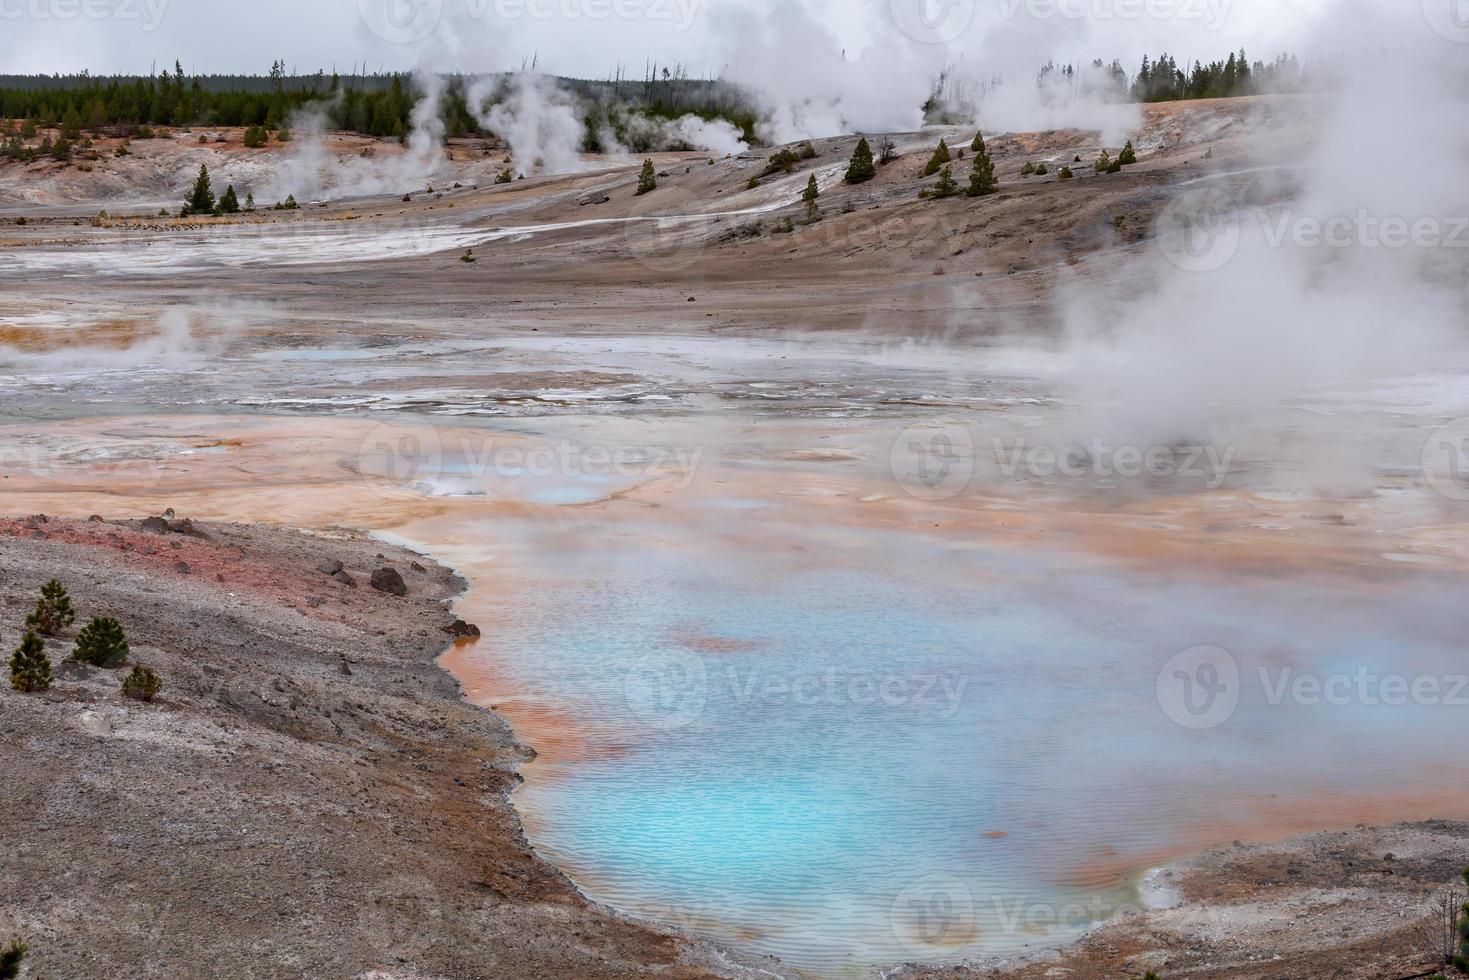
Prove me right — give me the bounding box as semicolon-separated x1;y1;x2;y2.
464;506;1469;974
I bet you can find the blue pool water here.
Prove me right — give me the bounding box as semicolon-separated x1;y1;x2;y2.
472;517;1468;974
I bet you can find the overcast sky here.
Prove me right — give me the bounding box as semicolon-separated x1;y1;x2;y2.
0;0;1355;79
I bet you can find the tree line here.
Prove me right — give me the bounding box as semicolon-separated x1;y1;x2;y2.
0;64;758;147
0;51;1306;150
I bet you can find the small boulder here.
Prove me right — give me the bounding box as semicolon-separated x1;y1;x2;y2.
139;516;170;534
168;518;206;537
445;620;481;638
333;570;357;588
410;561;426;573
370;567;407;597
173;561;191;575
88;515;104;523
317;560;345;576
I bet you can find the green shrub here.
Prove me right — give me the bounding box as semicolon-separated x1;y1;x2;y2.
746;176;760;190
495;169;513;184
1035;163;1049;175
636;159;657;196
921;138;952;177
922;166;959;199
25;579;75;636
75;616;129;668
242;125;268;148
1118;140;1137;165
121;665;161;702
1094;149;1112;173
1058;166;1074;180
10;633;51;693
1020;161;1036;176
0;940;26;980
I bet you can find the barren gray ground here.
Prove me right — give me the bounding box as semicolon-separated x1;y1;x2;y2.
0;515;787;979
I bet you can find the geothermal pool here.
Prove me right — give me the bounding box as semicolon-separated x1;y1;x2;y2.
435;476;1468;974
5;335;1469;975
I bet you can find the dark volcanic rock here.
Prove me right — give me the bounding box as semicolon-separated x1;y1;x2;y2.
139;516;170;534
371;567;408;597
445;620;481;638
317;560;345;576
333;570;357;588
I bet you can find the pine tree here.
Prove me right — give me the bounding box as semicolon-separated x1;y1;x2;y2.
1118;140;1137;165
1020;161;1036;176
930;166;959;198
75;616;129;668
922;138;952;177
1095;149;1113;173
244;192;255;211
966;149;998;197
218;184;240;214
801;174;820;221
844;137;875;184
182;163;214;216
25;580;75;637
970;131;985;152
10;632;52;693
636;159;657;196
122;665;162;702
0;939;26;980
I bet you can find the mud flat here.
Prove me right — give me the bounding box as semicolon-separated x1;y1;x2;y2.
0;515;788;979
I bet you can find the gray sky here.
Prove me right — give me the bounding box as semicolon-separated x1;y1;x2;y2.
0;0;1342;78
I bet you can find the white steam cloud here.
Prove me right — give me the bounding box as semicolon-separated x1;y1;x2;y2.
469;72;587;178
1056;3;1469;462
261;71;446;202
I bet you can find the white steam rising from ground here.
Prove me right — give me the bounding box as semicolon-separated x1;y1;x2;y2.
713;0;940;143
470;72;586;178
1056;4;1469;464
260;72;447;203
0;304;262;372
964;63;1141;149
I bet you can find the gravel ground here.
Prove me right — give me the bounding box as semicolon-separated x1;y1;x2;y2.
0;515;792;980
895;821;1469;980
